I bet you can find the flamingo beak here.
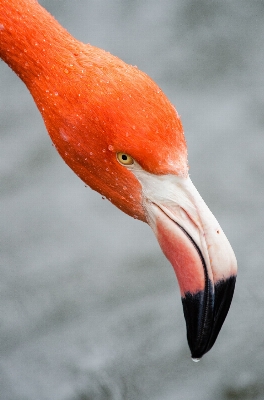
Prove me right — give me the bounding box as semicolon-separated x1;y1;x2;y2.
140;174;237;359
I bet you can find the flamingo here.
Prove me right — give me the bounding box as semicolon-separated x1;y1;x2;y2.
0;0;237;359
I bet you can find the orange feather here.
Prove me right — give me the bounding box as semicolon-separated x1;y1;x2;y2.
0;0;187;220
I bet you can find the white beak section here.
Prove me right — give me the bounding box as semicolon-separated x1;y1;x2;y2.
130;168;237;358
135;172;237;292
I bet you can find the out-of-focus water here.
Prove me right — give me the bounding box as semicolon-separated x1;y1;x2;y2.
0;1;264;399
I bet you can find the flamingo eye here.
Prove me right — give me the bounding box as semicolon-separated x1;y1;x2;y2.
116;152;134;166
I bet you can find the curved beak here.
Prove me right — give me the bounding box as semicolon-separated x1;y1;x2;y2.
138;173;237;359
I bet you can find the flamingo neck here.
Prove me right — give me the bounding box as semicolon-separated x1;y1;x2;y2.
0;0;79;90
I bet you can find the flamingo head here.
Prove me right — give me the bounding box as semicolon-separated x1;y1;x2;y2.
30;44;237;358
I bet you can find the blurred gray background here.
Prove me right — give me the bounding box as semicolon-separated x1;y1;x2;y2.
0;1;264;399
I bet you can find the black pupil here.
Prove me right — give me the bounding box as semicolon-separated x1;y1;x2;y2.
122;154;128;161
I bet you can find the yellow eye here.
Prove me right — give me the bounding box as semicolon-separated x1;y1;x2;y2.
116;152;134;166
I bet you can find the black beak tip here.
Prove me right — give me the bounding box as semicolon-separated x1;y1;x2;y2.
182;275;236;359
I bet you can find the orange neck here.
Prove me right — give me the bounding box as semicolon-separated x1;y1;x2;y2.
0;0;77;88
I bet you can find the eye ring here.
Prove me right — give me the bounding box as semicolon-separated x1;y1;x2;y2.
116;152;134;166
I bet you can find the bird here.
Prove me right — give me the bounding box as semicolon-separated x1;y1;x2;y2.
0;0;237;359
